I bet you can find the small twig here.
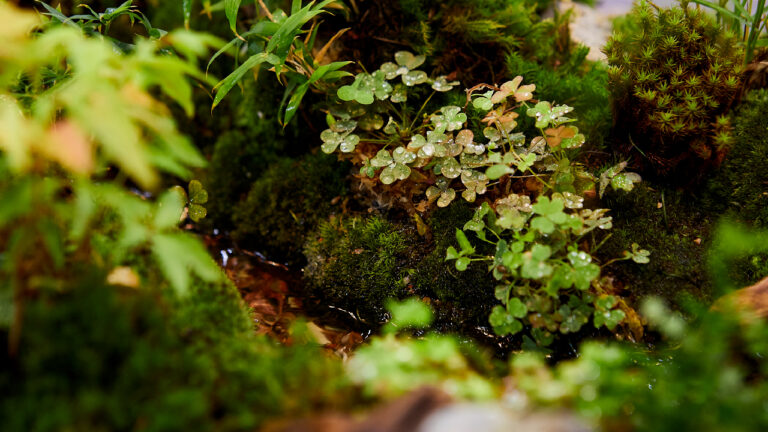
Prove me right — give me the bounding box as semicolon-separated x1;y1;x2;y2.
258;0;275;22
371;36;410;46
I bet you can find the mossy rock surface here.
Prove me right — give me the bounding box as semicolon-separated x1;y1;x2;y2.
204;78;291;230
704;89;768;228
702;89;768;287
0;272;346;432
600;184;713;308
303;201;496;332
304;216;417;323
232;152;350;266
411;202;496;326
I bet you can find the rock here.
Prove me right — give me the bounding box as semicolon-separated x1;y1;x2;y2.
418;405;591;432
554;0;677;62
263;387;592;432
714;276;768;321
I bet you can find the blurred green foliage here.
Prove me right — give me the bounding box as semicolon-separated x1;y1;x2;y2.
0;272;348;431
6;1;768;430
204;77;290;230
515;296;768;431
348;298;498;400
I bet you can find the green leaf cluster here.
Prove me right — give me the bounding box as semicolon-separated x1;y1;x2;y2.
349;299;497;400
39;0;168;42
209;0;352;126
445;191;648;344
320;51;619;212
513;298;768;430
0;3;225;352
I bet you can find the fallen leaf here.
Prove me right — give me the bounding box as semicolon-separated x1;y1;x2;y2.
107;266;140;288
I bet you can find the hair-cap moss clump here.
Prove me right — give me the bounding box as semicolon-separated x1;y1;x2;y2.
604;0;743;181
599;184;713;308
0;272;347;431
232;152;350;266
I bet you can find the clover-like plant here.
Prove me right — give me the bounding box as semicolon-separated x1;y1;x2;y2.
320;51;646;345
174;180;209;222
446;194;649;346
320;51;630;214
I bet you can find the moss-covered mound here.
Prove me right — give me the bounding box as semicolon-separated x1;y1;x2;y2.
304;216;416;323
705;89;768;228
604;0;742;181
600;184;713;308
0;272;346;432
411;202;497;328
204;78;293;230
303;202;496;331
700;89;768;287
232;152;350;265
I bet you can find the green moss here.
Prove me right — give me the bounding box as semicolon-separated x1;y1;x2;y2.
304;216;414;323
410;202;496;326
0;271;347;432
699;90;768;287
605;0;743;180
704;89;768;228
303;202;497;331
600;184;713;308
326;0;579;85
204;78;290;229
232;152;349;265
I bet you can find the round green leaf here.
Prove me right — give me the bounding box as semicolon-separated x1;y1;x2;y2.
188;204;207;222
371;149;393;167
440;157;462;179
437;188;456;207
455;256;470;271
507;298;528;318
403;70;428;86
188;180;208;204
486;164;514;180
473;97;493;111
394;51;425;69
